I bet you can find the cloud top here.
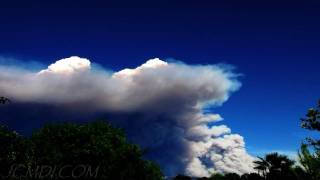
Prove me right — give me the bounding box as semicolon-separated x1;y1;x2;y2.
38;56;91;75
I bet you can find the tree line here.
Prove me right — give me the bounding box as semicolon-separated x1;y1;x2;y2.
0;119;163;179
1;97;320;179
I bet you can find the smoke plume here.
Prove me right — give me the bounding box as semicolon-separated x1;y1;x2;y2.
0;56;254;177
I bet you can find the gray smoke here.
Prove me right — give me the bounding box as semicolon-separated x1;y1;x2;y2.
0;56;254;177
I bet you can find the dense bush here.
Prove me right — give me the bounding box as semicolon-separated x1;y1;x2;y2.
0;121;163;180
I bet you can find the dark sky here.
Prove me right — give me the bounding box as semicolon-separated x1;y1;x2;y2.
0;0;320;156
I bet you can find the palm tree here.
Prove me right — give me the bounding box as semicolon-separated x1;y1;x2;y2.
266;153;294;172
254;153;295;179
254;157;268;178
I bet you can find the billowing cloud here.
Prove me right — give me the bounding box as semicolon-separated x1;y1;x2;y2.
0;56;254;177
38;56;91;75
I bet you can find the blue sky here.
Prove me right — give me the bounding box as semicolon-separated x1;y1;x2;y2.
0;1;320;157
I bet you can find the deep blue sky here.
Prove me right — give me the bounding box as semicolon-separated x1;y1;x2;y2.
0;0;320;156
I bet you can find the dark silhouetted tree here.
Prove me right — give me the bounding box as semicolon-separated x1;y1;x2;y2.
299;99;320;180
0;96;10;104
301;100;320;150
292;165;311;180
298;144;319;180
0;125;30;178
240;173;264;180
0;121;163;179
224;173;241;180
209;173;225;180
254;153;295;180
253;157;268;178
173;174;192;180
31;121;163;180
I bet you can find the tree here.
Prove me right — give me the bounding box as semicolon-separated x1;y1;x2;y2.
299;99;320;180
31;121;164;180
298;144;320;180
0;125;30;178
0;121;163;179
224;173;241;180
292;165;311;180
209;173;225;180
253;157;268;178
301;100;320;150
0;97;10;104
253;153;295;180
173;174;192;180
240;173;263;180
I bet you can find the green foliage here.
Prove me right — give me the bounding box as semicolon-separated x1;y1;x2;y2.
301;100;320;150
240;173;263;180
298;99;320;180
253;153;296;180
209;173;225;180
292;165;311;180
224;173;241;180
0;125;31;177
298;144;320;180
31;121;164;180
0;121;164;180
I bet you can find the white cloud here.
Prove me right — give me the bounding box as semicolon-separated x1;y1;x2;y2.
38;56;91;75
113;58;168;79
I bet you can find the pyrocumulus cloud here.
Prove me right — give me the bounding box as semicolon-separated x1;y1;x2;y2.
0;56;254;177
